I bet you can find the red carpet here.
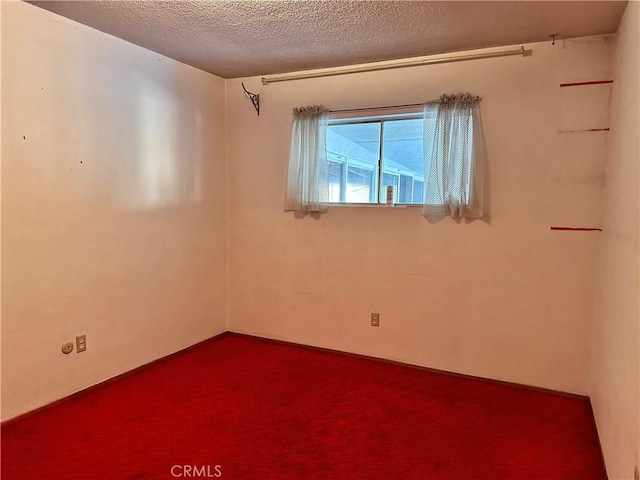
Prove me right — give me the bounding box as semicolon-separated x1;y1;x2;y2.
2;334;606;479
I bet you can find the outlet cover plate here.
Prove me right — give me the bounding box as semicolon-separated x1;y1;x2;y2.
371;313;380;327
76;335;87;353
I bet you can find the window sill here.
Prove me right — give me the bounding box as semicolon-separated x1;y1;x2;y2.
322;203;424;208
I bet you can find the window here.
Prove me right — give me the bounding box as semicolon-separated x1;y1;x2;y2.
325;111;435;205
285;96;484;217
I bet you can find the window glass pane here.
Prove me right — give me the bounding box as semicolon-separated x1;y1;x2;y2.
326;114;431;205
327;122;380;204
399;175;412;204
327;161;343;202
381;173;399;203
413;180;425;204
346;166;374;203
381;118;424;203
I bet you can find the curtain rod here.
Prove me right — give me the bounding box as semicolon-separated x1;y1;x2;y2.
262;46;527;85
331;101;438;114
330;95;482;114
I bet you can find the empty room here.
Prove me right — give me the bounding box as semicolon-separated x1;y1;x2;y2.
1;1;638;479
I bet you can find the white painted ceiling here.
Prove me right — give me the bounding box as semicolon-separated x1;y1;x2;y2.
30;1;627;79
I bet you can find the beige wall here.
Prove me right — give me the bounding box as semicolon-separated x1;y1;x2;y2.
226;36;614;395
591;2;640;479
1;2;227;420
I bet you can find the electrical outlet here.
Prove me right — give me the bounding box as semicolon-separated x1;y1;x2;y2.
634;465;639;480
61;342;74;354
371;312;380;327
76;334;86;353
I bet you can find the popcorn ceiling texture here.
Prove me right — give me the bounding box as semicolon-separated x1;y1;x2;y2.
30;1;627;79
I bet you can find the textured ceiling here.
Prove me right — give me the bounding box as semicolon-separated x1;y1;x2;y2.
30;1;627;79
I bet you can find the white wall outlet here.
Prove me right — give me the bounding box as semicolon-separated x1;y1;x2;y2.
61;342;74;354
76;334;86;353
371;312;380;327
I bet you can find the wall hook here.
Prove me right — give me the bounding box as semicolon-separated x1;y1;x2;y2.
242;83;259;116
550;34;559;46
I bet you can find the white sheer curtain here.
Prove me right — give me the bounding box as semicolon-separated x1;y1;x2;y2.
284;105;330;212
423;93;485;219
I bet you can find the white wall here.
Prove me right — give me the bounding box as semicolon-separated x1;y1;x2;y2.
1;2;227;420
226;36;614;395
591;2;640;479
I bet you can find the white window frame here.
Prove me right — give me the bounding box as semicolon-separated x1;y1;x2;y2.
323;108;429;208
